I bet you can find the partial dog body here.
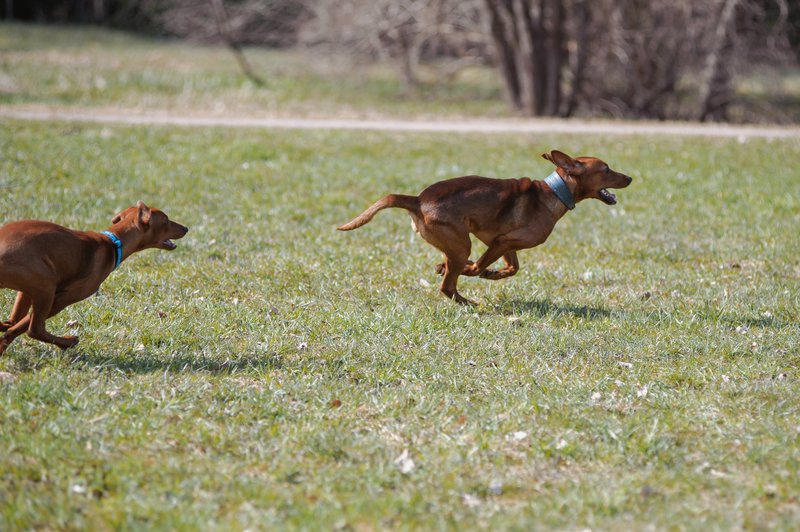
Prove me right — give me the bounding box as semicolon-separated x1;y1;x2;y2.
339;150;632;305
0;202;188;354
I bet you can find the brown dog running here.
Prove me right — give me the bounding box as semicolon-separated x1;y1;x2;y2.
0;201;188;355
338;150;632;305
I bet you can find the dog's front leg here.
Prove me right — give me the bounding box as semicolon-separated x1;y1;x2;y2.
480;251;520;280
26;289;78;350
463;242;515;279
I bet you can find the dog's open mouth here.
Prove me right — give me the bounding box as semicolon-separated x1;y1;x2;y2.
599;189;617;205
162;239;177;250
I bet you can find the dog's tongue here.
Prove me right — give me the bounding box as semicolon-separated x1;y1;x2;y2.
163;239;177;250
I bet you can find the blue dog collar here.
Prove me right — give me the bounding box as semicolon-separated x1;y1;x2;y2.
102;230;123;270
544;171;575;210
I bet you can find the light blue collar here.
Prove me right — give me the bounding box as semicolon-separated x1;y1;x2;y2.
544;171;575;210
101;230;123;270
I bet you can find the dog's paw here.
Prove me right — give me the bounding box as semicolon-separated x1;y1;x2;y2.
57;335;79;350
0;321;11;332
434;263;446;275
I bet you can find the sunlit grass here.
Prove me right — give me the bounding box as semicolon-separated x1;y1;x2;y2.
0;119;799;528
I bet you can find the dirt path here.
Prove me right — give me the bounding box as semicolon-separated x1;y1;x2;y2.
2;106;799;139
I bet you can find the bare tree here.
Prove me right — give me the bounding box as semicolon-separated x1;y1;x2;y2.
210;0;265;85
301;0;485;90
481;0;568;116
696;0;741;121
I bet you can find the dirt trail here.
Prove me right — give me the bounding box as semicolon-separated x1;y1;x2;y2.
2;106;798;138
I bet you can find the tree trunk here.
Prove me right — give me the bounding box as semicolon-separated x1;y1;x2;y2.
93;0;105;23
483;0;523;110
696;0;740;121
210;0;265;87
564;0;588;116
543;0;564;115
483;0;567;117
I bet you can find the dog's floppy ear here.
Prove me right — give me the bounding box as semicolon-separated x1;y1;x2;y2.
136;200;152;228
542;150;585;175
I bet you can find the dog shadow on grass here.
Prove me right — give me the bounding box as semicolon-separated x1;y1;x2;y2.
8;348;284;375
494;297;615;320
81;350;285;374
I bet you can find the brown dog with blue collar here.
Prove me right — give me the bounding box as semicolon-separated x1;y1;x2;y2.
0;201;188;355
338;150;632;305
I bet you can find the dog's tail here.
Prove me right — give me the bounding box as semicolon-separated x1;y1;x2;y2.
337;194;421;231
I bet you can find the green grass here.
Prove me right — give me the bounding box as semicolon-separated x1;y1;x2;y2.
0;23;505;118
1;119;799;529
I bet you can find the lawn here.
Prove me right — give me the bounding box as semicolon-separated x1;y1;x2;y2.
1;119;799;529
0;23;504;119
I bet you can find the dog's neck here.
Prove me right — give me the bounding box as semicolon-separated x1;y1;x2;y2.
543;169;579;219
101;230;123;270
101;223;145;268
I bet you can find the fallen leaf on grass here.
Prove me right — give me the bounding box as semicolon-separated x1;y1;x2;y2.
329;398;342;408
394;450;415;474
462;493;481;507
506;431;528;442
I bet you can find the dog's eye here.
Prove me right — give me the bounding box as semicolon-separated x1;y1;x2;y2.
604;167;610;173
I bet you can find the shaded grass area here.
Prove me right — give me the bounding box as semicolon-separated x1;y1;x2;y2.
0;23;504;118
1;120;799;529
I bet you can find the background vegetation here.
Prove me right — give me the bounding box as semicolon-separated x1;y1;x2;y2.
3;0;800;122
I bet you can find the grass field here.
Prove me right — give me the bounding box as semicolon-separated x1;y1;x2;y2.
1;118;799;529
0;23;504;119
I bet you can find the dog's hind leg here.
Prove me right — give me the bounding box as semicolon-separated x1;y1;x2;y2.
1;292;32;331
418;223;476;305
0;314;31;354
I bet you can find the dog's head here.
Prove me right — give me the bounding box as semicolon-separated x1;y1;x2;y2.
111;201;189;251
542;150;632;205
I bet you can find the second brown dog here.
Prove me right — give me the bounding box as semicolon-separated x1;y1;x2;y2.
0;201;188;355
338;150;633;305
